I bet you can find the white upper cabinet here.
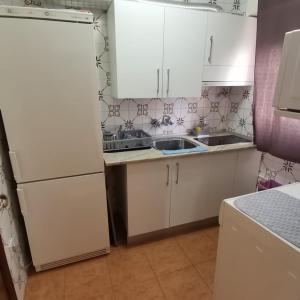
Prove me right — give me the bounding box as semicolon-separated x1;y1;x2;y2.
162;7;207;98
273;29;300;115
108;0;164;98
203;13;257;85
108;0;258;97
108;0;207;98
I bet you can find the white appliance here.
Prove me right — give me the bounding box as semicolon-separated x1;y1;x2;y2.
214;184;300;300
0;6;110;271
273;29;300;119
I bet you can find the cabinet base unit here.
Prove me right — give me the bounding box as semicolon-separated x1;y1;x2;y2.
126;148;260;239
17;173;110;271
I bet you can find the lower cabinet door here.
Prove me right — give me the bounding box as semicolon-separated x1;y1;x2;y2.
207;152;237;218
127;160;171;237
233;149;261;196
170;155;210;226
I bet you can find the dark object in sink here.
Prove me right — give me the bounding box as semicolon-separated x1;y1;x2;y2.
195;135;251;146
103;129;152;152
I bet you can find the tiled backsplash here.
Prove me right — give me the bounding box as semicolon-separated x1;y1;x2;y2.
259;153;300;186
94;13;254;137
99;87;254;137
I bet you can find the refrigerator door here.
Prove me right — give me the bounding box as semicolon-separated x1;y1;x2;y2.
0;18;103;183
17;173;110;270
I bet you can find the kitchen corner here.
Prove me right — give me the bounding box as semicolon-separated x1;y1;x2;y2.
3;0;300;299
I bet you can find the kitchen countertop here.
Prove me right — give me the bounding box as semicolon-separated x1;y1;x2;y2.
103;134;256;166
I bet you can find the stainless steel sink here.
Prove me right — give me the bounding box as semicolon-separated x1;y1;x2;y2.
153;138;198;151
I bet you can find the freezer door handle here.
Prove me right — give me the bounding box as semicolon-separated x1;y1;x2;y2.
17;188;28;217
9;151;22;182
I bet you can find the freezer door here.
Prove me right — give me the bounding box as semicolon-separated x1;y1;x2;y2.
0;18;103;183
17;173;110;269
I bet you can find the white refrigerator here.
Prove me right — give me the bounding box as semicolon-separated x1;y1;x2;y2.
0;6;110;271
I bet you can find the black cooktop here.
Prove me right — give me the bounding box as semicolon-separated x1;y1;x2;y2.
195;135;251;146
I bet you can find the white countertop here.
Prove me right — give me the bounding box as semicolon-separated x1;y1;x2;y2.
103;134;256;166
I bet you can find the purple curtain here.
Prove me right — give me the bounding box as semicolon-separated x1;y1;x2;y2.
254;0;300;163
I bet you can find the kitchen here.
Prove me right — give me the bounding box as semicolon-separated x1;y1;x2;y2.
0;0;299;299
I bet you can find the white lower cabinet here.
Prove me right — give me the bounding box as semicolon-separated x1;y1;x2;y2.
126;160;171;237
233;149;261;196
126;149;260;237
171;155;210;226
206;152;237;219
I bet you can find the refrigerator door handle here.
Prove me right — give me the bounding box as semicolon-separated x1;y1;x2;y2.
9;151;22;182
17;188;28;217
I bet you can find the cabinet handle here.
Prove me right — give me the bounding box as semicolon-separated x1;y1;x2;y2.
157;68;160;96
176;162;179;184
166;68;170;97
166;164;170;186
208;36;214;64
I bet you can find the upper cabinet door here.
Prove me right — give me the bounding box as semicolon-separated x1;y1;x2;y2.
163;8;207;98
203;13;257;84
108;0;164;98
274;30;300;111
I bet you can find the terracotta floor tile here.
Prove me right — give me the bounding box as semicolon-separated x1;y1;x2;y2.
176;230;217;265
108;245;155;287
203;226;219;245
142;238;191;276
65;287;115;300
114;278;165;300
25;229;220;299
195;259;216;291
64;256;112;300
158;266;212;300
25;268;64;300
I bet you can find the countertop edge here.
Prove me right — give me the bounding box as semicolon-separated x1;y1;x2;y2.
103;142;257;167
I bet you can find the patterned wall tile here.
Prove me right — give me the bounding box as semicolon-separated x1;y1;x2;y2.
259;153;300;185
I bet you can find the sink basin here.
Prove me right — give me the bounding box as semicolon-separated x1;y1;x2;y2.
153;138;198;151
195;134;251;146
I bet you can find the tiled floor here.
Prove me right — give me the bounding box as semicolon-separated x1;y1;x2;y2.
25;226;219;300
